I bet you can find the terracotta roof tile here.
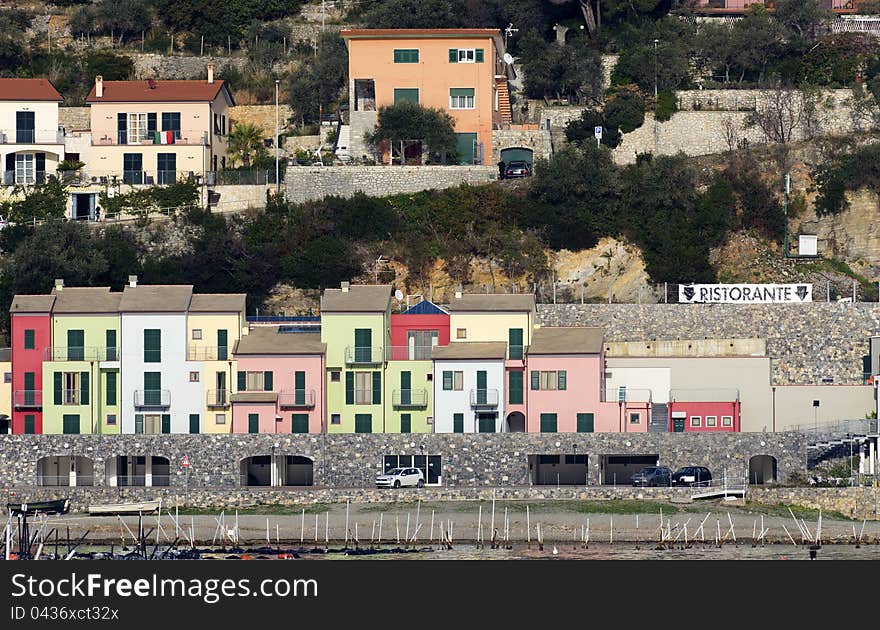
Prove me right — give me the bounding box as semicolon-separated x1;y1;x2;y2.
86;80;233;104
0;79;63;102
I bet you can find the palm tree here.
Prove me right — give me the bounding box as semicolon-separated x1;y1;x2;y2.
227;123;265;168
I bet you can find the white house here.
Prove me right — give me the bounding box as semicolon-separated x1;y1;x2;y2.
432;342;506;433
0;78;64;186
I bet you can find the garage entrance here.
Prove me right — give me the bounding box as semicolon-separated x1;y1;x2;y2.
528;454;589;485
282;455;314;486
384;454;442;486
748;455;777;485
600;454;659;485
506;412;525;432
241;455;272;486
500;147;534;170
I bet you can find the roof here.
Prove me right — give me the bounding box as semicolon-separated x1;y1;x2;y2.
119;285;193;312
320;285;391;313
0;78;63;102
401;300;449;316
341;28;501;39
10;295;56;314
189;294;246;313
448;293;535;312
50;287;122;314
431;342;507;360
234;330;325;355
86;80;234;105
528;327;604;355
231;392;278;404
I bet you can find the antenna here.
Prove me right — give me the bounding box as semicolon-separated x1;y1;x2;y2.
503;53;514;65
394;289;404;301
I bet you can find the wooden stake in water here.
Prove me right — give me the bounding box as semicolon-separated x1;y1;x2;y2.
526;505;531;548
429;510;435;545
378;513;383;546
490;490;496;547
314;513;318;544
405;513;410;544
324;512;329;545
371;520;376;545
345;500;350;546
301;508;305;544
396;516;400;545
477;505;483;547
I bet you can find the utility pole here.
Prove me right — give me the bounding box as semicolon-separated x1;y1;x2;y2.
275;79;280;197
653;39;659;100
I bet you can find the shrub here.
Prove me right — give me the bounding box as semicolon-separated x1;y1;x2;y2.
654;90;677;122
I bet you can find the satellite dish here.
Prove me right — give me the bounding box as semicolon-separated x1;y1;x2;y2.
395;289;404;301
503;53;514;65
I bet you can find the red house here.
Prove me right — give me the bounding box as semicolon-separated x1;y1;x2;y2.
668;394;741;433
389;300;450;360
10;295;55;434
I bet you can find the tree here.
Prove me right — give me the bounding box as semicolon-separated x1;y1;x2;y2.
565;109;622;149
282;236;362;289
359;0;462;28
228;123;267;168
520;34;604;104
745;89;805;145
774;0;831;50
604;86;645;134
0;179;68;223
366;101;457;165
287;32;347;125
729;6;784;84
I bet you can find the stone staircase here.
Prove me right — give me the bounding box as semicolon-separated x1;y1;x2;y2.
649;403;669;432
495;77;512;125
334;124;351;162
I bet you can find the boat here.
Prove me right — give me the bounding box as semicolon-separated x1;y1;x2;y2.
88;499;161;516
6;498;70;516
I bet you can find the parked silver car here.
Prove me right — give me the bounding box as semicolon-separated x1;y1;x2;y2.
376;467;425;488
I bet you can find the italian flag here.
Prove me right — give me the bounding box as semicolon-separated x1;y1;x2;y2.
155;130;175;144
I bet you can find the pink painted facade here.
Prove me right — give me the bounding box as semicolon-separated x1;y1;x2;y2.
232;354;325;433
669;400;741;432
11;313;52;434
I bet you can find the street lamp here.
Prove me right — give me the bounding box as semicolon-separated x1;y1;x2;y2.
274;79;281;198
653;39;659;100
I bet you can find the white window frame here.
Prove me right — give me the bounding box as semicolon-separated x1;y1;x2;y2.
629;412;641;424
354;372;373;405
192;329;202;340
15;153;35;184
456;328;467;339
449;88;475;110
706;415;717;427
457;49;476;63
128;113;149;144
331;414;341;425
189;371;200;382
721;415;733;427
453;371;464;391
690;416;702;427
215;413;226;424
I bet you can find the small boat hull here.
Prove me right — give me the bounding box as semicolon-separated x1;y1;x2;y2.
7;498;70;516
88;500;161;516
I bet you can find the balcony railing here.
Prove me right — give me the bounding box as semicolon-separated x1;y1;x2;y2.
2;170;46;186
0;129;64;144
669;388;741;402
345;346;385;365
606;387;653;403
13;390;42;408
386;346;435;361
278;389;316;408
469;388;499;408
187;346;230;361
94;130;209;147
206;389;230;408
44;346;119;361
134;389;171;408
58;389;86;406
392;388;429;408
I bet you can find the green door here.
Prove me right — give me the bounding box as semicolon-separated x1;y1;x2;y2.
217;329;228;360
509;371;523;405
355;414;372;434
24;414;35;434
24;372;35;405
189;414;200;434
577;413;594;433
354;328;372;362
673;416;685;433
144;372;161;406
476;371;487;405
400;371;411;405
540;413;557;433
453;413;464;433
161;414;171;434
478;413;495;433
106;329;117;360
248;413;259;434
62;414;80;434
508;328;523;360
67;330;84;361
400;413;411;433
291;414;309;433
455;132;477;165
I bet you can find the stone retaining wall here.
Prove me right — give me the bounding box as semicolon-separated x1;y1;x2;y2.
748;487;880;520
492;129;553;163
130;54;247;80
284;165;498;203
59;107;89;132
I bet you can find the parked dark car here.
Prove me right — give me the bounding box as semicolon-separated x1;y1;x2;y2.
672;466;712;487
631;466;672;487
504;160;531;178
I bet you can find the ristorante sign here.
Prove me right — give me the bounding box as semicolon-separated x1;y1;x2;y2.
679;283;812;304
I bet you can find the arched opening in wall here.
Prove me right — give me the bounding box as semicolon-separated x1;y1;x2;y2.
748;455;778;485
0;414;9;434
282;456;314;486
37;456;94;487
506;412;526;433
105;455;169;487
499;147;534;176
240;456;273;487
151;457;170;486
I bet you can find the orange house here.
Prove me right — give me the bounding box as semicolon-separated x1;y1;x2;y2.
341;29;509;165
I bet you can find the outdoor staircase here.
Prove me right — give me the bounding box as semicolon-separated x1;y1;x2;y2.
649;403;669;433
334;124;351;162
495;77;512;125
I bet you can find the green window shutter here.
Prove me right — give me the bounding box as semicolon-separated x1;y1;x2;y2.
400;371;411;405
393;88;419;104
144;329;161;362
345;371;354;404
442;370;453;390
217;329;228;360
449;48;458;62
24;372;35;406
400;413;411;433
161;414;171;434
24;415;35;434
531;371;540;390
189;413;200;434
372;371;381;404
292;414;309;433
577;413;594;433
80;371;89;405
394;49;419;63
509;371;523;405
248;413;259;433
540;413;557;433
67;330;84;360
237;371;246;391
475;48;484;63
106;372;117;406
53;372;62;405
295;371;306;405
508;328;523;359
449;87;475;97
63;414;80;435
453;413;464;433
105;329;117;360
355;414;372;433
478;415;495;433
558;370;567;390
263;371;273;391
135;414;144;434
24;329;34;349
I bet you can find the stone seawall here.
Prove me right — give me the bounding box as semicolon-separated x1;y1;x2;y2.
748;487;880;520
536;303;880;385
284;166;498;203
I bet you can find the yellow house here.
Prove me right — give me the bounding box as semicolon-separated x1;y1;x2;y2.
0;347;10;434
448;292;536;360
85;65;234;187
185;294;247;434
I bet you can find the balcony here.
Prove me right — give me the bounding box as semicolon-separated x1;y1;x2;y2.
345;346;385;365
13;390;42;409
44;346;119;362
134;389;171;408
187;346;230;361
0;129;64;145
3;170;46;186
469;388;499;408
279;389;317;408
93;130;209;147
386;346;435;361
206;389;230;408
392;388;428;408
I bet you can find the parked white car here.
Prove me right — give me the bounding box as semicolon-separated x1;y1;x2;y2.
376;467;424;489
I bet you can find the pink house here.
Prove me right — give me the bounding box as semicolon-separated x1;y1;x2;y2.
524;328;621;433
231;329;325;434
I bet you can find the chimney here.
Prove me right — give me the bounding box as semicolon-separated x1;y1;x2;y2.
95;76;103;98
454;290;462;299
207;63;215;84
54;279;63;292
341;281;350;293
128;275;138;288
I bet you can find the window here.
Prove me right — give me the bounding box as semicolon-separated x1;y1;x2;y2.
24;329;35;349
16;111;35;143
393;49;419;63
291;414;309;434
331;414;341;425
426;416;433;425
426;373;433;381
407;330;438;359
453;413;464;433
15;153;35;184
706;416;717;427
123;153;143;184
106;372;117;406
442;370;464;391
189;371;200;382
161;112;182;138
721;416;733;427
509;371;523;405
540;413;557;433
248;413;259;434
690;416;702;427
456;328;467;339
629;413;641;424
143;372;162;406
215;413;226;424
577;413;594;433
240;371;273;391
192;329;202;340
331;371;341;382
400;413;411;433
449;48;483;63
143;329;161;362
355;414;372;433
127;113;149;144
355;372;373;404
531;370;567;391
449;88;475;109
106;414;117;425
508;328;523;360
189;413;200;434
62;414;80;435
393;88;419;104
56;371;88;406
105;330;117;360
157;153;177;185
24;414;35;434
3;373;10;384
66;329;85;360
217;329;228;360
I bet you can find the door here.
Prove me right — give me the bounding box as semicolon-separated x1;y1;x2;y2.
16;111;35;143
291;414;309;433
217;329;228;360
248;413;259;434
508;328;523;360
400;371;411;405
673;416;685;433
67;330;84;361
144;372;161;406
478;413;495;433
216;372;227;405
62;414;79;435
294;371;305;405
400;413;411;433
476;371;487;405
24;372;35;405
354;329;372;362
455;132;477;165
189;414;200;434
